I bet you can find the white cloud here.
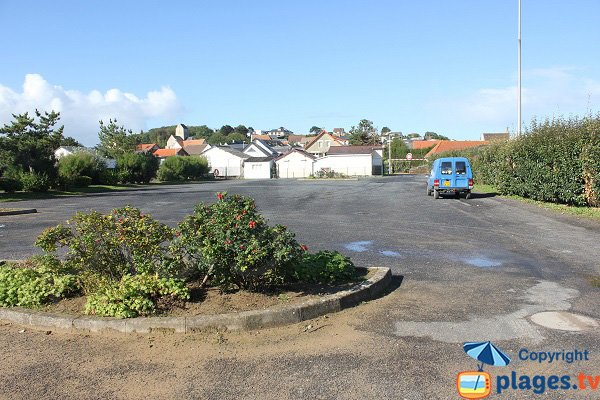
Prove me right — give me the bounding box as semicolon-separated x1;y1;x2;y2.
432;66;600;136
0;74;183;145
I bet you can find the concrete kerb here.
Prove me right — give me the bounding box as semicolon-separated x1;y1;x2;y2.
0;208;37;216
0;267;392;334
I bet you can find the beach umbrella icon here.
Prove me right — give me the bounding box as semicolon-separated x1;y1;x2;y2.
463;341;511;371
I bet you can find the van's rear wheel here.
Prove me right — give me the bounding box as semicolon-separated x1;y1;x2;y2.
433;190;440;199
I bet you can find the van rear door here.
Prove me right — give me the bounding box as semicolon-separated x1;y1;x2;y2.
454;160;469;189
439;161;453;189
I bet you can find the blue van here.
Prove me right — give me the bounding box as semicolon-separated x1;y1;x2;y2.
426;157;474;199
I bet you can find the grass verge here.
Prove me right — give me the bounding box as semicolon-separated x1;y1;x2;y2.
475;184;600;221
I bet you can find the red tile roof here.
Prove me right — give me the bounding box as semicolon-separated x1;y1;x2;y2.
136;143;157;152
251;134;271;141
182;139;206;147
153;148;188;157
425;141;489;158
411;140;440;150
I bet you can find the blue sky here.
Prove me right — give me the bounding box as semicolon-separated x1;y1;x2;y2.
1;0;599;145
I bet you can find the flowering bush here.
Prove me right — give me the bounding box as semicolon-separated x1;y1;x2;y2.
170;192;305;290
35;206;175;286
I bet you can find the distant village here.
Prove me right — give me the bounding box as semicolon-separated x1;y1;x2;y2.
55;124;510;179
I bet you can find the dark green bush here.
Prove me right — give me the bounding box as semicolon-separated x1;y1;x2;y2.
293;251;356;283
116;152;159;184
97;169;119;185
0;177;23;193
71;175;92;187
427;114;600;206
58;152;106;185
20;171;51;192
156;156;209;181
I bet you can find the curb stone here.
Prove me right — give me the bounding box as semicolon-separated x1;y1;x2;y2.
0;208;37;216
0;267;392;334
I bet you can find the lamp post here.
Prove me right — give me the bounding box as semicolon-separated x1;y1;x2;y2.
388;132;393;175
517;0;522;137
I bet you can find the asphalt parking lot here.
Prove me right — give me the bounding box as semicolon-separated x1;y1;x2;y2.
0;175;599;399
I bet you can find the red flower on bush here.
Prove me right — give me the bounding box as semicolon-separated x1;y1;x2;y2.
225;240;232;245
175;231;181;237
216;193;224;201
239;244;245;249
248;221;256;229
300;244;308;251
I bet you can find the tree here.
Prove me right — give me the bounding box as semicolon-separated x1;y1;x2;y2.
218;125;234;136
0;110;64;177
97;119;135;159
234;125;249;136
424;131;449;140
381;127;391;135
61;136;82;147
116;153;159;184
207;132;227;145
309;126;322;134
189;125;214;139
227;133;247;143
349;119;378;145
390;138;409;159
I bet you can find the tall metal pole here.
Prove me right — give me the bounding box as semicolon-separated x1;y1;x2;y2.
388;133;392;175
517;0;522;137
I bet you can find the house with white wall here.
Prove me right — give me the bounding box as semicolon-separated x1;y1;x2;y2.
275;149;316;178
201;146;249;178
243;139;277;158
303;130;349;157
314;146;383;176
244;157;274;179
54;146;116;168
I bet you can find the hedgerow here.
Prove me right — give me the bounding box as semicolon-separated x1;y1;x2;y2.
428;113;600;206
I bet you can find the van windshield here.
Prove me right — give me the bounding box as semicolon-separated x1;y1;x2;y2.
456;161;467;175
441;161;452;175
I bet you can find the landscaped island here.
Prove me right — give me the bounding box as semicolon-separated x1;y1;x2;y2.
0;193;359;318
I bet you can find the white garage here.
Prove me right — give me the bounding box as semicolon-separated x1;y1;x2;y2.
275;149;316;178
202;146;249;178
244;157;274;179
314;146;383;176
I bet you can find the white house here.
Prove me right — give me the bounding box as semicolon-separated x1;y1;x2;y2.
275;149;316;178
243;139;277;158
201;146;249;178
54;146;116;168
244;157;274;179
314;146;383;176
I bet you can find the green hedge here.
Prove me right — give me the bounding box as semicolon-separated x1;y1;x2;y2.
428;114;600;206
157;156;209;182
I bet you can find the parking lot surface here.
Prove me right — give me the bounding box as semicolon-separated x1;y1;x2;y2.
0;176;598;399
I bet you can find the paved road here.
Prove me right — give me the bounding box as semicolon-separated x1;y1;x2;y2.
1;176;599;399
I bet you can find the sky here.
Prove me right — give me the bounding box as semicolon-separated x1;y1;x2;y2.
1;0;599;146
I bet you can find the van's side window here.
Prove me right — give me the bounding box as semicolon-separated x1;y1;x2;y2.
455;161;467;175
441;161;452;175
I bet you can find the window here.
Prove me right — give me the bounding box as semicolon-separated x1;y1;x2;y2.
456;161;467;175
441;161;452;175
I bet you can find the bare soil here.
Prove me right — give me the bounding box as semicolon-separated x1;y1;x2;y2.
41;271;371;317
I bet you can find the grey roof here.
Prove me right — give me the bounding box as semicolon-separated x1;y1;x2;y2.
245;156;274;162
327;145;383;155
183;144;209;155
214;146;250;158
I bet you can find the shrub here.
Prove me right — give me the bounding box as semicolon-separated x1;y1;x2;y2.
20;171;51;192
157;156;209;182
0;177;22;193
170;192;304;290
116;152;159;184
58;152;106;185
71;175;92;188
428;114;600;206
293;251;356;283
97;169;119;185
0;262;78;307
84;274;189;318
35;206;175;287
